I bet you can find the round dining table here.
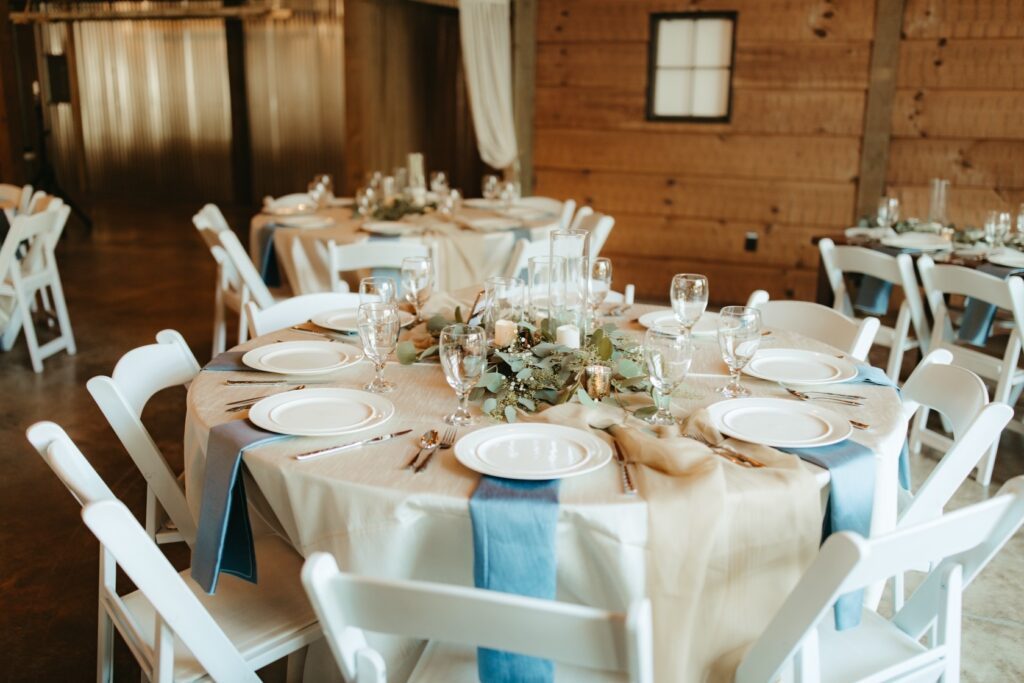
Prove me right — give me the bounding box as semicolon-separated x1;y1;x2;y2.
250;201;561;295
183;301;907;681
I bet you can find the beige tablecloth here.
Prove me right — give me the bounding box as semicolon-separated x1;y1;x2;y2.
250;205;559;295
183;303;906;681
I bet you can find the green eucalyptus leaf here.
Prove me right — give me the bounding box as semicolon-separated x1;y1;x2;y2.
482;397;498;413
531;342;559;358
534;389;558;403
469;387;486;401
598;336;614;360
396;341;418;365
427;315;449;334
517;396;536;411
418;344;438;360
516;367;533;381
454;306;463;324
633;406;658;419
504;405;518;423
478;372;506;392
575;387;595;407
616;358;643;378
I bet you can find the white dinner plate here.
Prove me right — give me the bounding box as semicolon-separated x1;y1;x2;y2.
454;424;612;481
311;308;416;333
241;341;362;376
278;215;334;229
707;398;852;448
743;349;858;385
880;232;951;251
637;309;719;336
263;193;316;216
248;387;394;437
987;248;1024;269
463;198;504;210
362;221;423;236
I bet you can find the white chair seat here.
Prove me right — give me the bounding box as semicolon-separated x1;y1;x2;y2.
818;610;939;683
407;640;629;683
121;535;318;682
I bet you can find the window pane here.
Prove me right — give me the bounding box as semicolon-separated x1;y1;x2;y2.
691;68;730;117
656;19;694;68
694;19;733;68
653;68;693;117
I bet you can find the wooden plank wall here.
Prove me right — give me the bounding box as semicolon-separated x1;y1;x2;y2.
531;0;876;304
887;0;1024;226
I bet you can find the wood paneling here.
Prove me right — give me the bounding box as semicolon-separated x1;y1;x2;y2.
902;0;1024;39
891;89;1024;140
887;139;1024;189
898;39;1024;90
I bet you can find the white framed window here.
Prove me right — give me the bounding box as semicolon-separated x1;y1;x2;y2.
646;12;737;122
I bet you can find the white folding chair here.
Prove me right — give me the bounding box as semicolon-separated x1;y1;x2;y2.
326;240;430;293
751;297;880;361
246;292;362;337
572;210;615;258
558;198;577;231
193;205;247;354
301;552;653;683
0;182;33;220
0;206;76;372
26;421;320;683
917;255;1024;486
745;289;770;309
86;329;201;547
515;196;565;222
568;205;593;231
216;227;281;345
502;238;550;280
819;239;930;381
736;475;1024;683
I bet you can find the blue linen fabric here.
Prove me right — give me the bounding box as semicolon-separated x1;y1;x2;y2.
782;439;875;630
846;364;911;490
191;419;290;593
257;223;282;287
202;351;247;372
956;263;1024;347
853;245;910;315
469;476;560;683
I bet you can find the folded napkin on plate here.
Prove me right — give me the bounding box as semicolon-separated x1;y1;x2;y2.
191;419;290;593
957;262;1024;347
203;351;248;372
469;477;559;683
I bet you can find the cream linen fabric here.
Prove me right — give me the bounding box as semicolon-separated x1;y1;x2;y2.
458;0;518;170
183;306;907;681
250;206;557;295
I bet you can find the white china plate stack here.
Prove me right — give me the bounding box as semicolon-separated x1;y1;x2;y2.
880;232;951;251
743;349;858;385
311;308;416;334
454;424;612;480
241;341;362;376
637;309;719;336
987;248;1024;269
362;221;423;236
249;387;394;437
707;398;852;448
278;215;334;230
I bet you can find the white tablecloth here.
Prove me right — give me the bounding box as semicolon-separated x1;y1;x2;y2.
250;205;559;295
183;304;906;680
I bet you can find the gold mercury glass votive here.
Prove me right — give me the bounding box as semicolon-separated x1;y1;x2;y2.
584;364;612;400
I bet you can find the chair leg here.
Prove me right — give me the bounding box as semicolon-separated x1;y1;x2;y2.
976;441;998;488
909;407;928;456
16;288;44;372
145;488;158;542
48;272;77;355
212;288;227;356
893;572;905;612
285;647;308;683
2;302;23;351
97;606;114;683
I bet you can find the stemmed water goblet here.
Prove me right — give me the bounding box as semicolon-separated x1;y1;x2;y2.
439;324;488;425
985;210;1012;249
670;274;708;336
877;197;900;229
357;302;400;393
401;256;433;322
717;306;761;398
482;174;501;201
643;325;694;426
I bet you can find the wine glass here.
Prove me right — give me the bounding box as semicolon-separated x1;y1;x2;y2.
401;256;433;322
643;326;693;426
877;197;900;228
430;171;449;195
588;258;613;321
499;180;521;210
670;274;709;335
985;210;1012;249
482;174;501;201
717;306;761;398
1016;203;1024;236
439;324;488;425
358;276;396;305
357;302;400;393
355;187;376;216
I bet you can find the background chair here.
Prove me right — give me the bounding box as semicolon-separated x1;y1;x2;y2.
572;210;616;258
502;237;550;280
86;329;201;547
750;296;880;361
193;206;247;354
215;228;281;345
819;238;929;381
327;240;431;293
736;475;1024;683
301;552;653;683
917;255;1024;486
246;292;362;337
27;420;320;683
557;198;577;231
0;182;32;221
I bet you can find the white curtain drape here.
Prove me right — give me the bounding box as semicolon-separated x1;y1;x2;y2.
459;0;519;170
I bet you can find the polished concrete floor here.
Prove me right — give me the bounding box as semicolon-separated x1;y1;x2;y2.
0;204;1022;681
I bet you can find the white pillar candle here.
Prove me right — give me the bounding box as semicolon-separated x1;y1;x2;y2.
624;284;635;306
494;319;517;347
556;324;580;350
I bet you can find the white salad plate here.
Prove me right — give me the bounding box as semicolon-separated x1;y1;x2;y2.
278;215;334;229
241;341;362;376
743;348;858;385
362;221;423;236
311;308;416;334
262;193;316;216
248;387;394;437
880;232;951;251
637;309;719;336
706;398;852;448
987;248;1024;269
454;424;612;481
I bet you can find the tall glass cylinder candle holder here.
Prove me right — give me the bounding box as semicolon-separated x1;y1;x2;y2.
528;255;567;335
549;229;590;334
482;276;524;343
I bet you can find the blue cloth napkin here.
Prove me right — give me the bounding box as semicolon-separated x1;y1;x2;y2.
782;439;875;630
257;223;282;287
469;476;559;683
191;419;290;593
957;263;1024;347
845;364;911;490
203;351;248;372
366;233;402;282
